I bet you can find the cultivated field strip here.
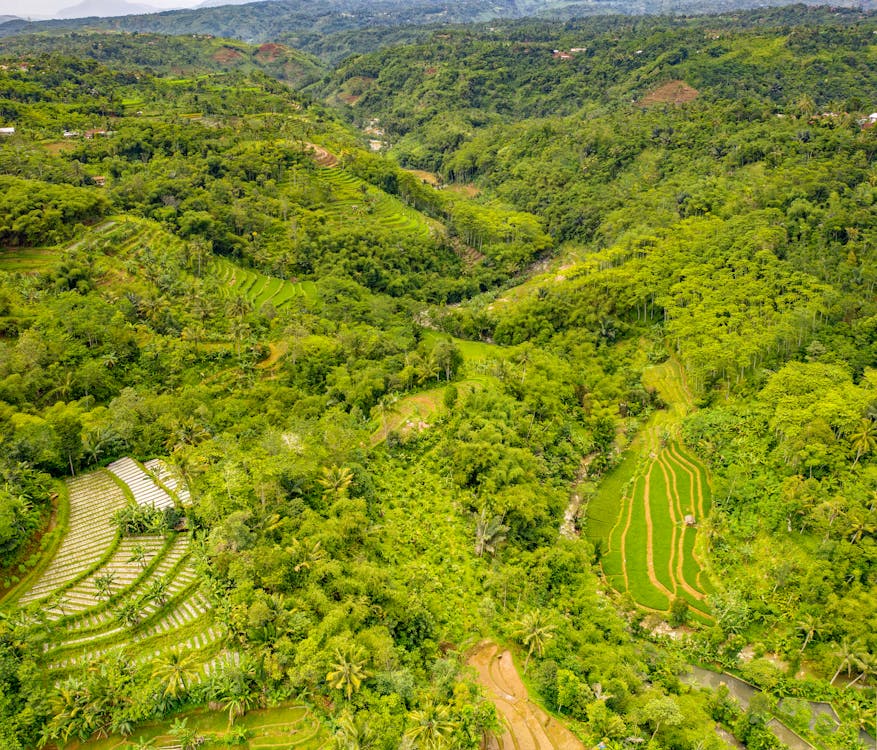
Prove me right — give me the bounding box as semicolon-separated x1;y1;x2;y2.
42;535;166;618
144;458;191;505
599;437;712;619
55;535;190;631
588;360;713;621
317;166;437;240
18;472;128;604
213;257;315;311
49;614;224;672
46;564;218;668
108;457;176;510
10;460;221;680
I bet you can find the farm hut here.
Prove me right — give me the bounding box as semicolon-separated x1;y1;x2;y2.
684;514;696;526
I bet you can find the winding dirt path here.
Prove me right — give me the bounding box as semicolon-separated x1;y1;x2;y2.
469;643;585;750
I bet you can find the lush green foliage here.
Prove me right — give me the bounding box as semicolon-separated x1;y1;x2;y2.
0;9;875;750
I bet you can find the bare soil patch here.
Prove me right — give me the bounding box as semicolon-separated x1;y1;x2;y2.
255;43;285;63
213;47;244;64
468;642;585;750
639;80;699;107
304;142;338;167
405;168;440;186
446;183;481;198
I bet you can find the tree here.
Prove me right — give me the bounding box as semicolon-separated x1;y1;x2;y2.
152;650;199;699
669;597;689;628
641;695;684;741
168;717;201;750
847;651;877;688
128;543;148;569
850;418;877;465
795;613;820;654
317;465;354;501
147;578;169;607
474;509;508;557
830;637;864;685
326;648;368;701
514;610;554;672
334;710;376;750
404;700;456;750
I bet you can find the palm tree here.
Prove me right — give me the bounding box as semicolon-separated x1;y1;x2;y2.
514;610;555;672
850;418;877;465
846;509;876;545
474;509;508;557
334;710;375;750
796;613;821;654
168;717;201;750
317;465;354;501
291;538;325;573
152;650;200;699
404;701;456;750
847;651;877;687
831;636;865;685
326;648;368;700
222;687;258;727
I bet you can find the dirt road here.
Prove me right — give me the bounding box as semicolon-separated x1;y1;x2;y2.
468;642;585;750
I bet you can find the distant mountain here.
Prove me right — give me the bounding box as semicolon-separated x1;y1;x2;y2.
0;0;871;49
0;15;21;24
196;0;264;7
56;0;166;18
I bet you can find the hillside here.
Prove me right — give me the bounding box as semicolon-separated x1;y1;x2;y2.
0;0;871;50
0;13;875;750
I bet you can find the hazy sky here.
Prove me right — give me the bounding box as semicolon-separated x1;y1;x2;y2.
1;0;202;19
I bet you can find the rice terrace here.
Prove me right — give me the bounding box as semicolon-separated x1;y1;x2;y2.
585;359;715;623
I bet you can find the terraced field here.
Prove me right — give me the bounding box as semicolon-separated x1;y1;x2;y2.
9;460;224;682
585;359;714;622
70;702;326;750
317;165;440;240
469;642;584;750
212;257;316;310
17;471;128;605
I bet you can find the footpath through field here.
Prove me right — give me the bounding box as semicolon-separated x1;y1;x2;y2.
585;358;714;622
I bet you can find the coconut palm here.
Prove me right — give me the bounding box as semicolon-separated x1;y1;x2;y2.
404;701;457;750
796;612;821;654
117;601;142;627
514;610;555;672
317;465;354;501
847;651;877;687
334;710;376;750
152;650;200;698
146;578;169;607
474;509;509;558
222;687;258;727
831;636;865;685
326;648;368;700
128;543;148;569
850;418;877;465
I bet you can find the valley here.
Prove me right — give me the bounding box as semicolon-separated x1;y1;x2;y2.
0;5;875;750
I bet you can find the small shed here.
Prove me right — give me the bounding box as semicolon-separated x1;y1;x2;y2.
0;127;15;136
684;514;697;527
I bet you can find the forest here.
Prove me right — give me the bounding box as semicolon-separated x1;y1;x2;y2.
0;5;875;750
